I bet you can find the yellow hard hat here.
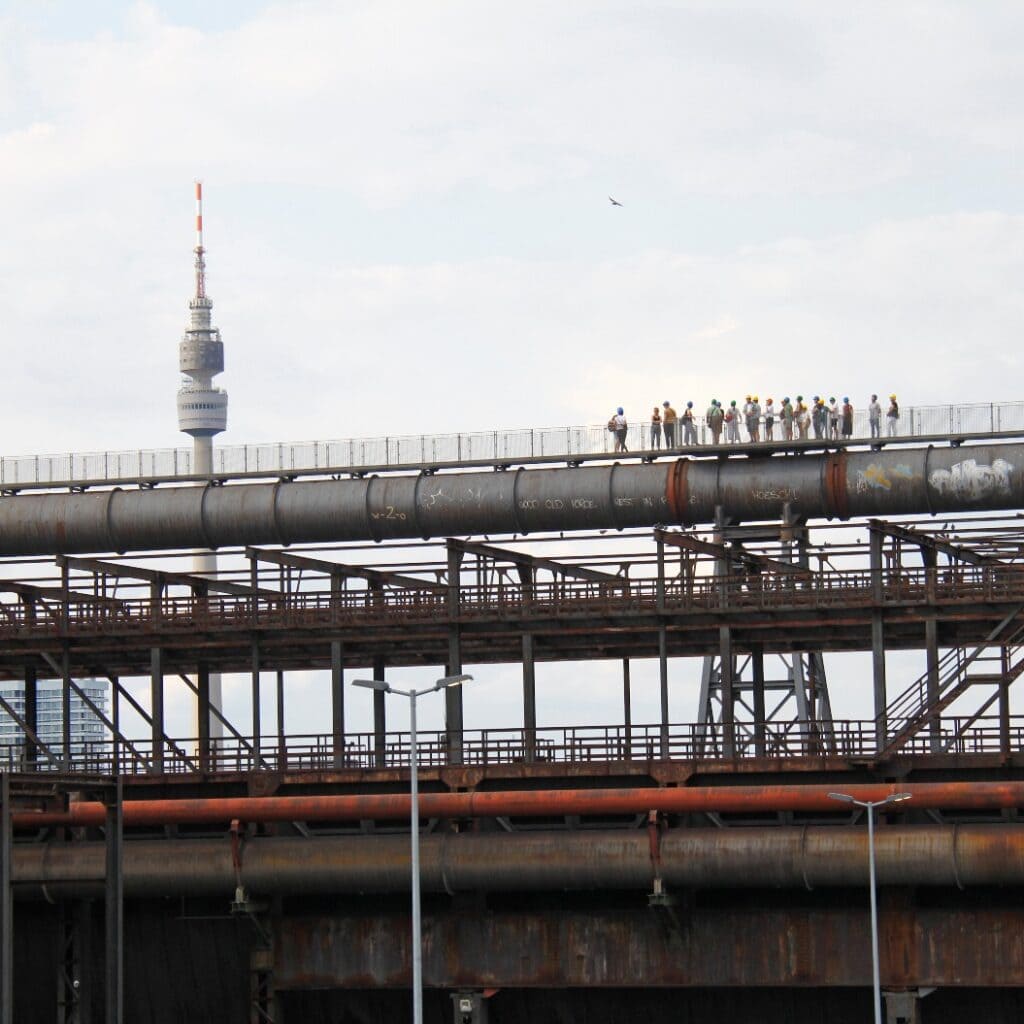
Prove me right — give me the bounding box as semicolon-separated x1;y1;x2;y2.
890;393;897;399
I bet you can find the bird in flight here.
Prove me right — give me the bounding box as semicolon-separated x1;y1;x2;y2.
608;196;623;207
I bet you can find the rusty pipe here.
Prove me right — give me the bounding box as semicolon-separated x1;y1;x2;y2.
17;781;1024;830
12;825;1024;898
0;443;1021;555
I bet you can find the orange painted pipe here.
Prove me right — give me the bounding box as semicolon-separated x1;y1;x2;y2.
13;781;1024;829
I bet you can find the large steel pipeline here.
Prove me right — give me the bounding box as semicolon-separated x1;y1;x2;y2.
17;781;1024;829
12;826;1024;898
1;442;1022;555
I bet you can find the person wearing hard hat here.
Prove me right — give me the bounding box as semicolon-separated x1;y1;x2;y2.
868;394;882;438
841;397;854;439
795;395;810;439
746;395;761;443
887;394;900;436
725;400;741;443
828;397;840;441
707;399;724;445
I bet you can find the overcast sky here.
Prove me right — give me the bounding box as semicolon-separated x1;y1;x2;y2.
2;1;1023;458
2;2;1021;738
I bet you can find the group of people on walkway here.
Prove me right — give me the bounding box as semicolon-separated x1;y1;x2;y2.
609;395;901;451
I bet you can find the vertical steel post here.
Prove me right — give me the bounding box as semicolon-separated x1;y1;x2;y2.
250;639;262;768
751;644;766;757
409;690;424;1024
656;533;669;758
23;664;36;770
149;579;164;774
149;647;165;774
61;647;72;770
1000;645;1011;760
275;670;285;770
109;675;119;776
197;664;210;774
719;627;735;758
869;528;888;750
445;545;465;766
104;779;122;1024
0;773;11;1024
373;656;387;769
331;640;345;769
925;617;941;753
521;634;536;764
868;804;882;1024
622;658;632;760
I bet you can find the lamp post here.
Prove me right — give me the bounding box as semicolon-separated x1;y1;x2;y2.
353;673;473;1024
828;791;911;1024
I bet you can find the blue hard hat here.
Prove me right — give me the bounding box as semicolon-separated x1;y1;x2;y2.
843;396;849;402
617;407;623;415
687;401;693;408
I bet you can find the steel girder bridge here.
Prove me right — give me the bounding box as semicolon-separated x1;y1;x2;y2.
0;438;1022;1021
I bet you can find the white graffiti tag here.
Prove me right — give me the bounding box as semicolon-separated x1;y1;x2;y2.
929;458;1013;501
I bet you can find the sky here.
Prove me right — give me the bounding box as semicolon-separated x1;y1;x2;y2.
1;1;1022;739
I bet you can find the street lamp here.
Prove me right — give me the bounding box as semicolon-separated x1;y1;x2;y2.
353;673;473;1024
828;791;912;1024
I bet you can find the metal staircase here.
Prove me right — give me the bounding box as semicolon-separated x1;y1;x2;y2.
880;606;1024;756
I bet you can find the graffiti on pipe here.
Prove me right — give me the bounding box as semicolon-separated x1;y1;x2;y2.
929;458;1014;501
751;487;798;502
855;463;914;493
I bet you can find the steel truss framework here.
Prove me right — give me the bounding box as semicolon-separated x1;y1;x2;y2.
0;512;1018;774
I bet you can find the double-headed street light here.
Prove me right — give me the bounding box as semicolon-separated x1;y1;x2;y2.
353;674;473;1024
828;791;912;1024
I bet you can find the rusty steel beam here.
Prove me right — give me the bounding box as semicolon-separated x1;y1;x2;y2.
271;904;1024;989
0;444;1021;555
15;780;1024;829
12;825;1024;898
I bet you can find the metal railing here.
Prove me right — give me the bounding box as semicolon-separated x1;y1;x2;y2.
3;400;1024;487
2;715;1021;775
3;562;1019;640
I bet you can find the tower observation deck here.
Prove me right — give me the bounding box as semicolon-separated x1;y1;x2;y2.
176;181;227;439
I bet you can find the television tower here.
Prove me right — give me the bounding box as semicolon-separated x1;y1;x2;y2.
177;181;227;744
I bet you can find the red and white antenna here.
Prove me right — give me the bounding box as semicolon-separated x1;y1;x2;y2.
193;179;207;299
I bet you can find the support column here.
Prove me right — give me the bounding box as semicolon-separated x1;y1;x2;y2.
0;774;11;1024
751;643;766;757
656;534;669;758
521;634;536;764
149;578;165;774
719;626;735;758
446;544;465;766
622;658;632;760
331;640;345;769
275;670;285;770
197;664;211;774
251;639;261;768
870;527;888;750
150;647;165;774
109;675;120;776
61;646;72;769
373;655;386;768
925;616;941;753
104;780;123;1024
658;628;669;759
1000;645;1012;760
23;665;36;770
